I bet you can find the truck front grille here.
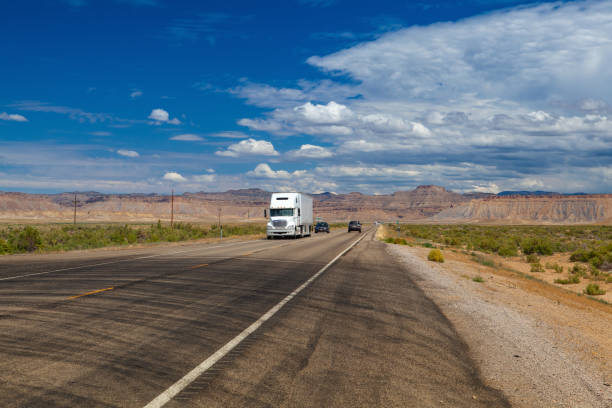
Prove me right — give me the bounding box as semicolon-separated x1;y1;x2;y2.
272;220;287;228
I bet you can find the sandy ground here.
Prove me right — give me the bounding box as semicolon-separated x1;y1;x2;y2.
386;243;612;408
501;252;612;303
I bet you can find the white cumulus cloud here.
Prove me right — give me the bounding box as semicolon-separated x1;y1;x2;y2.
170;134;203;141
162;171;187;182
294;101;353;124
0;112;28;122
287;144;334;159
247;163;306;179
117;149;139;158
148;108;181;125
215;138;279;157
193;174;216;183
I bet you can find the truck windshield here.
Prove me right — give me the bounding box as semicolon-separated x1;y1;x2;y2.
270;208;294;217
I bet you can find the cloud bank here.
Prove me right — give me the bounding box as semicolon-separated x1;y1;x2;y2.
233;0;612;194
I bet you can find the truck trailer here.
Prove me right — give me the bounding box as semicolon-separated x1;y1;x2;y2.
266;192;313;239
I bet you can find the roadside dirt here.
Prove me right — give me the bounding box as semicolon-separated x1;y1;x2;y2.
387;243;612;408
500;252;612;303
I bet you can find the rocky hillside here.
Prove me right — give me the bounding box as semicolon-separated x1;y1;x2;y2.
313;185;470;220
0;186;469;223
434;194;612;224
0;187;610;224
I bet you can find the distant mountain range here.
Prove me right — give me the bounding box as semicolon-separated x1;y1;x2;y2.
497;191;587;196
0;186;610;224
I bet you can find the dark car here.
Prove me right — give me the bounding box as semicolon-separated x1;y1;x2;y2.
348;220;361;232
315;221;330;233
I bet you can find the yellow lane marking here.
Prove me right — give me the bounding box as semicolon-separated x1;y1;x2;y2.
68;287;114;300
189;263;209;269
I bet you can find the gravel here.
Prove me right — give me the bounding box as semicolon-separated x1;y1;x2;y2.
387;244;612;408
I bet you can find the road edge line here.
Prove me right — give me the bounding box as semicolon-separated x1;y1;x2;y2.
143;231;369;408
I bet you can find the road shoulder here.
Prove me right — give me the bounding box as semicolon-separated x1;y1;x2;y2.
387;243;612;408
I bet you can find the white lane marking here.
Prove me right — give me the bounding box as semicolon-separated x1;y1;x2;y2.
0;240;272;282
143;232;368;408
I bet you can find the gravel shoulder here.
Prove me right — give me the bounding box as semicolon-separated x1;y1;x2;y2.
387;243;612;408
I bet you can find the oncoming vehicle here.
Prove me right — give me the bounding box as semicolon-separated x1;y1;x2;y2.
266;192;313;239
315;221;330;233
348;220;361;233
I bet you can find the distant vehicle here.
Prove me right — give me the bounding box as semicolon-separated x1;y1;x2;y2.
348;220;362;233
315;221;330;233
266;192;313;239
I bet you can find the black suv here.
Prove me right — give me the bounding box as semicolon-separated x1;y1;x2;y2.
348;220;361;232
315;222;330;233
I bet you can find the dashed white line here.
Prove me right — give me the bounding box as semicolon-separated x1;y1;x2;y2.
143;232;368;408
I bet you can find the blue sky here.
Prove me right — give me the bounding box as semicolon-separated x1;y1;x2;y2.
2;0;612;194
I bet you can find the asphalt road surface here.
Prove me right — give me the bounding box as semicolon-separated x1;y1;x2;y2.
0;229;510;407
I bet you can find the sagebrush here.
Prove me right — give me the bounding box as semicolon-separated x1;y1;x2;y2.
0;222;266;255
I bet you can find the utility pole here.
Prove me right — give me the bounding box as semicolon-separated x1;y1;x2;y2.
170;188;174;228
73;194;77;225
218;207;222;239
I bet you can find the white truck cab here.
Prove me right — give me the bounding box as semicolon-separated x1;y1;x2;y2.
266;192;313;239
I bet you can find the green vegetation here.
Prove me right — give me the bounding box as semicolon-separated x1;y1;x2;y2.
545;262;563;273
329;222;348;229
555;274;581;285
472;276;484;283
584;283;606;296
471;253;495;267
386;225;611;295
394;224;612;268
0;222;266;255
570;263;588;277
383;236;410;245
427;249;444;263
570;242;612;268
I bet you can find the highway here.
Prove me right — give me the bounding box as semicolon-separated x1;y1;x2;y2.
0;229;509;407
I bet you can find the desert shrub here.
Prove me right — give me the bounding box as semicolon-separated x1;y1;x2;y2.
520;237;553;255
525;253;540;264
571;264;588;277
10;226;42;252
606;275;612;283
530;263;544;272
0;238;10;254
384;237;395;243
555;274;580;284
589;264;601;278
544;262;563;273
394;237;408;245
498;244;518;257
422;242;434;248
570;243;612;268
0;222;266;255
569;249;590;263
472;254;495;267
584;283;606;296
428;249;444;263
472;276;484;283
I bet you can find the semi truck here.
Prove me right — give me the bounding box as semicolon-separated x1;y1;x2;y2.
266;192;313;239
